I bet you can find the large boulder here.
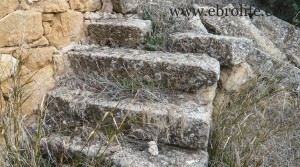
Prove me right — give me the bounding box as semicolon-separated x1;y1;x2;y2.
0;10;43;47
46;10;84;48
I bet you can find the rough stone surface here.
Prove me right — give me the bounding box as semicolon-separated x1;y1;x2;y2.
101;0;113;13
170;33;252;66
0;47;18;54
46;10;84;48
196;83;218;107
13;47;58;71
199;4;286;60
84;11;123;20
0;93;5;114
43;22;51;35
42;14;55;22
45;87;212;149
41;134;118;158
110;143;208;167
34;0;70;13
251;13;300;68
0;54;18;82
52;54;65;76
173;16;208;34
41;134;208;167
1;65;56;115
247;49;300;93
0;10;43;47
221;63;253;91
0;0;19;19
112;0;144;14
67;46;220;92
69;0;102;12
87;19;151;48
28;36;49;47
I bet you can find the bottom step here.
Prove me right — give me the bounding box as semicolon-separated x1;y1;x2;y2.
44;86;211;149
41;134;208;167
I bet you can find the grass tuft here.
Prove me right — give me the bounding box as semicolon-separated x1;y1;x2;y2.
209;67;300;166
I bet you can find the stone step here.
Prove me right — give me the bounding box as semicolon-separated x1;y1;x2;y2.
41;134;208;167
86;19;151;48
44;86;211;149
66;46;220;92
169;33;253;66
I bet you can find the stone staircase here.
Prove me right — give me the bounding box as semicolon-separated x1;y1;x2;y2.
40;5;255;167
42;45;219;166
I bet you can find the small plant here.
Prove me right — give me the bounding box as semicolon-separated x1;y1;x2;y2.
144;34;166;51
140;1;179;51
0;59;48;167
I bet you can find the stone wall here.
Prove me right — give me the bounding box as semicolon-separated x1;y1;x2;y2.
0;0;112;115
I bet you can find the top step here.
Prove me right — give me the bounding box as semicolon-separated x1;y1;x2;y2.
66;46;220;92
169;33;253;66
87;19;151;48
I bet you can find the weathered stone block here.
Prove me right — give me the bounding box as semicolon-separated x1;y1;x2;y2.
42;14;55;22
69;0;102;12
0;10;43;47
13;47;58;71
170;33;253;66
198;4;286;60
45;87;212;149
251;12;300;67
0;0;19;19
111;0;144;14
221;63;253;91
67;46;220;92
46;10;84;48
110;143;208;167
41;134;208;167
87;19;151;48
34;0;70;13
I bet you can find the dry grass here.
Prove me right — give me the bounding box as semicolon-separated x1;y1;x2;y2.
0;62;131;166
209;66;299;166
0;60;47;167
